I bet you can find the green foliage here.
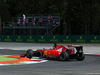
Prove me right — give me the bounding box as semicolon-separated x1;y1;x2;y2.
0;0;100;35
0;0;10;21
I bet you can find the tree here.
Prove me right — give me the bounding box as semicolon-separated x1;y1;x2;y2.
0;0;10;21
0;0;100;35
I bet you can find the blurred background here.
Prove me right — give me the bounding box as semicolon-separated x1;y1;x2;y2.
0;0;100;35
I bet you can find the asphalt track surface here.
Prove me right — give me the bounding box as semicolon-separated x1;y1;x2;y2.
0;43;100;75
0;50;100;75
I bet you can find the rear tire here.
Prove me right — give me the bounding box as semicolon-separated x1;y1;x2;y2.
76;53;85;61
26;49;33;59
59;52;69;61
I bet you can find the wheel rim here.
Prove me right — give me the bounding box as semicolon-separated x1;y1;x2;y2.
27;51;30;58
60;53;65;61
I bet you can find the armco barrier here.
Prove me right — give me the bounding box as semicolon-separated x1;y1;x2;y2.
0;35;100;43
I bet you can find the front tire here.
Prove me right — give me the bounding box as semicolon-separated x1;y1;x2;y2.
26;49;33;59
59;52;69;61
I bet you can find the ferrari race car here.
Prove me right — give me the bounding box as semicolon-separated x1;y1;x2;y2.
21;44;85;61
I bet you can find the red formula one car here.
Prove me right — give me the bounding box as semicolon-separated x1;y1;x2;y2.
21;44;85;61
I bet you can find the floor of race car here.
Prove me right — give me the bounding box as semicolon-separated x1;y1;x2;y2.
0;49;100;75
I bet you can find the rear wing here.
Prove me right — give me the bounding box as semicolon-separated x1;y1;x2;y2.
75;46;83;53
68;45;83;53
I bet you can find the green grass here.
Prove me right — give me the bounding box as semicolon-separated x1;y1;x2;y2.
0;56;18;61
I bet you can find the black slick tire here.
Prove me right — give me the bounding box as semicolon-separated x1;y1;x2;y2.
76;53;85;61
26;49;33;59
59;52;69;61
